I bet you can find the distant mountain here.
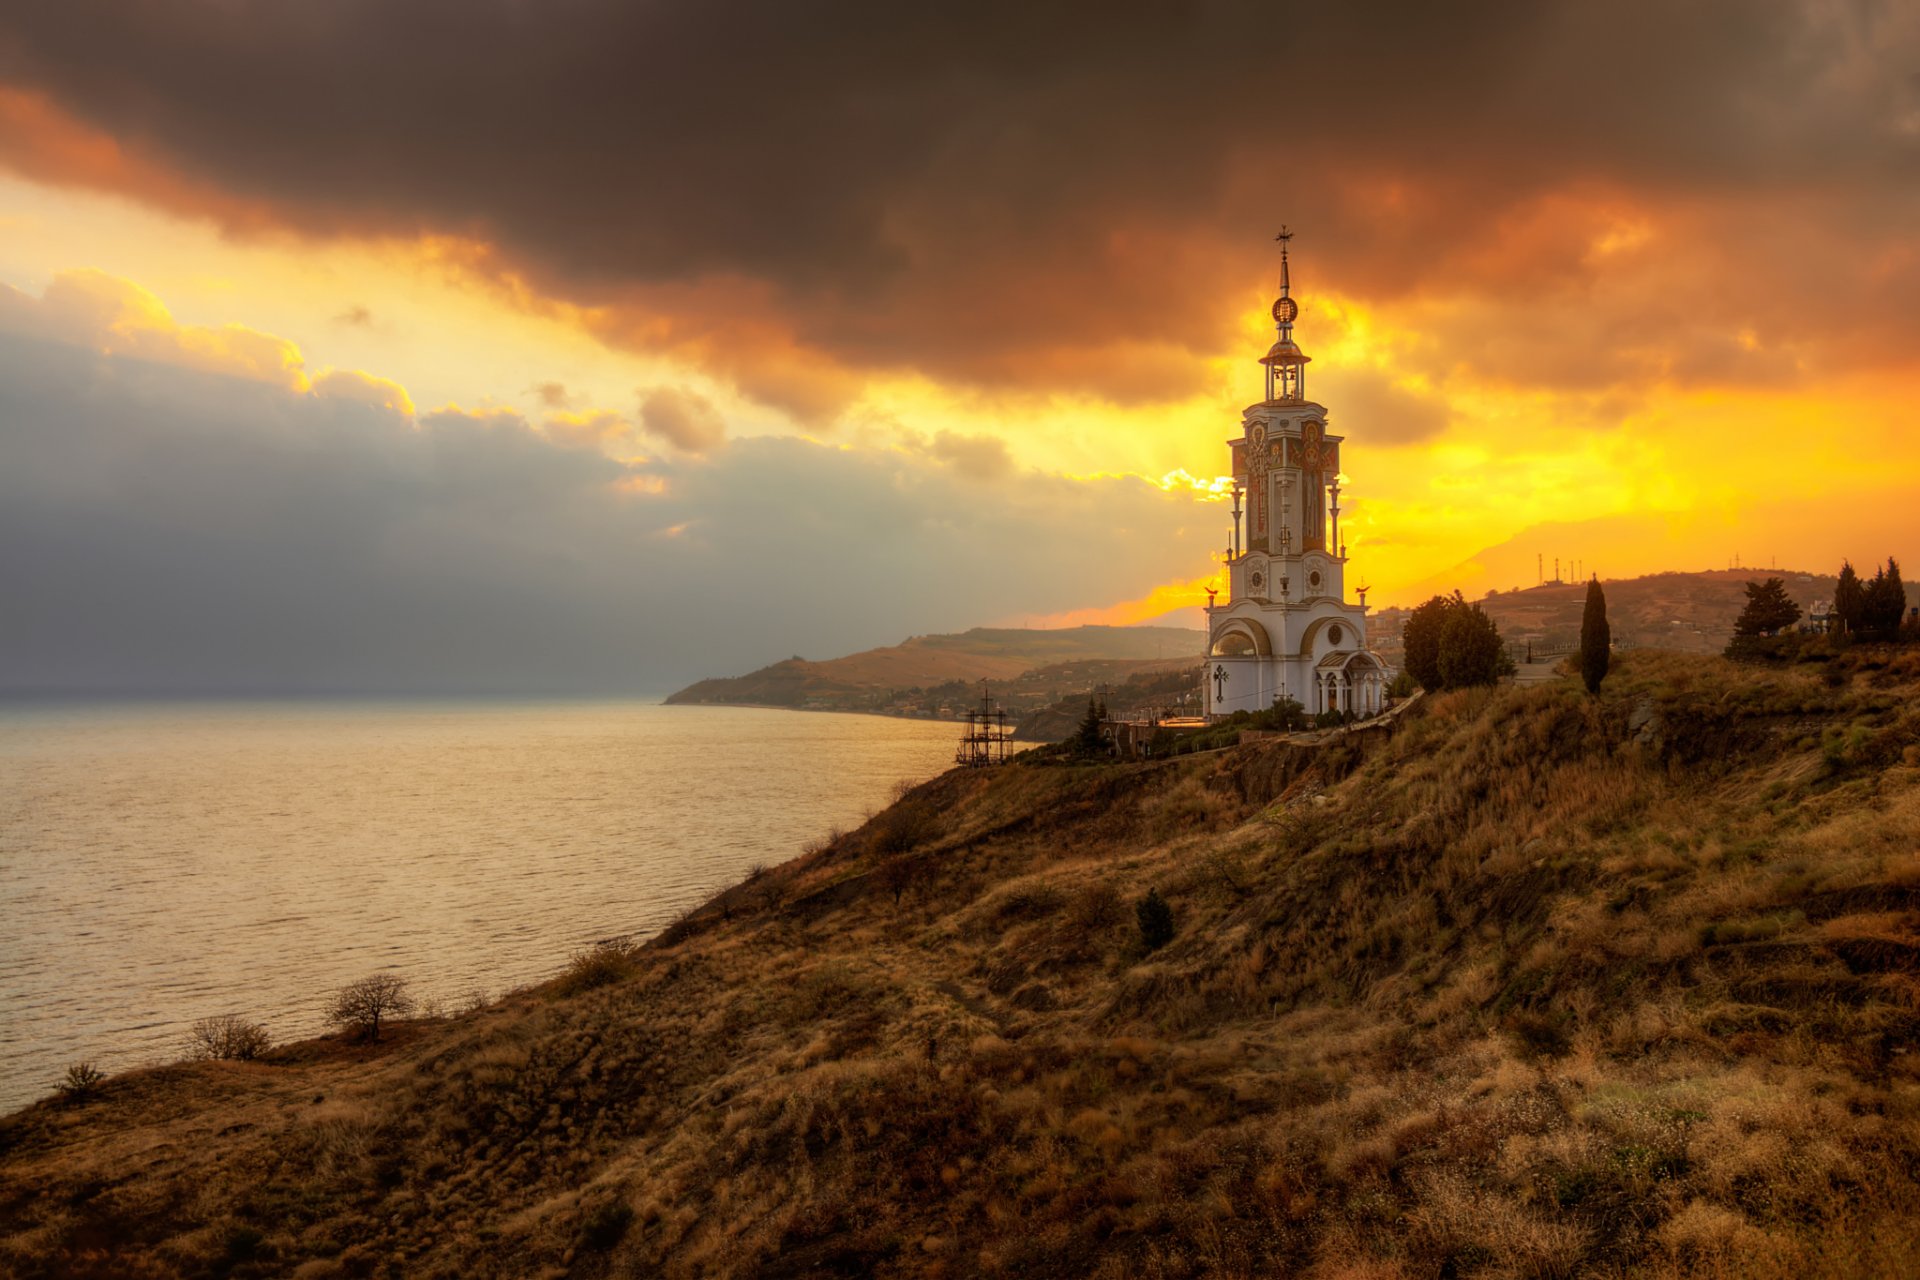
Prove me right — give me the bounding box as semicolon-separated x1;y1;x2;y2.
664;625;1206;712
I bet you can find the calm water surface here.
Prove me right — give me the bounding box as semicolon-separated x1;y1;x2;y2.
0;700;959;1112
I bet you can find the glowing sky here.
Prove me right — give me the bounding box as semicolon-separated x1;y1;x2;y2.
0;1;1915;691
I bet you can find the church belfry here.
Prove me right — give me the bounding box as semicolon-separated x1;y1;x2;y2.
1259;229;1309;404
1205;230;1385;720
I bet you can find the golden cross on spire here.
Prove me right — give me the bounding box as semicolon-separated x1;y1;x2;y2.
1274;226;1292;243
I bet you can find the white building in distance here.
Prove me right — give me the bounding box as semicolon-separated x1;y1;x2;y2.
1206;233;1386;719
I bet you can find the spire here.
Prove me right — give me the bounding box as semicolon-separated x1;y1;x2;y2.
1259;226;1309;402
1278;227;1292;305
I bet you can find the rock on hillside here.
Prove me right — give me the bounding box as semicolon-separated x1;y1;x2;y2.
6;649;1920;1278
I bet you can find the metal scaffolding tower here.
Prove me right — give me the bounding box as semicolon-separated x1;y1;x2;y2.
954;682;1011;767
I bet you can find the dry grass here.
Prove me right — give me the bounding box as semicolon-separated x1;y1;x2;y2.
4;649;1920;1278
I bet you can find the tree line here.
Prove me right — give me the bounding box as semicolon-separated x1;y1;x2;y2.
1404;578;1615;695
1729;557;1909;655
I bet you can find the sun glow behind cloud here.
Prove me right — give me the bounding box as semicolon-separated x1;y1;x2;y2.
1;111;1916;623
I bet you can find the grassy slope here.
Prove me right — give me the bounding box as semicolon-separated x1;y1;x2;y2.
5;651;1920;1279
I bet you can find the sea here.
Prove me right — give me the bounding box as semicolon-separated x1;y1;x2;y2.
0;700;961;1113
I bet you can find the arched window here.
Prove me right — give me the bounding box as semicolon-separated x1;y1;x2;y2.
1211;630;1257;657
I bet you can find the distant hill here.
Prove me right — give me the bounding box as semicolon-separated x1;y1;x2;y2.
665;625;1205;712
1372;567;1838;663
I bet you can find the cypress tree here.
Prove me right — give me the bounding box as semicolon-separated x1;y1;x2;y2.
1579;576;1610;693
1863;558;1907;634
1073;698;1105;757
1833;560;1865;634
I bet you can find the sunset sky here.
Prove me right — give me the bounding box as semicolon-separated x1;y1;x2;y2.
2;1;1916;693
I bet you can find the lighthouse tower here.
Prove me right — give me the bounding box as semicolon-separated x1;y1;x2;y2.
1206;232;1385;719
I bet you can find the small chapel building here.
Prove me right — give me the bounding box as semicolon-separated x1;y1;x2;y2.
1206;235;1386;720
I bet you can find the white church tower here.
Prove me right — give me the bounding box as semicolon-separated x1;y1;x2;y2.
1206;231;1386;719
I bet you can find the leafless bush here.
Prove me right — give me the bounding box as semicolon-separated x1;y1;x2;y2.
754;874;790;913
59;1061;105;1102
878;854;921;907
559;936;638;994
1200;848;1252;899
1068;881;1124;931
186;1014;271;1061
325;973;415;1042
870;801;938;856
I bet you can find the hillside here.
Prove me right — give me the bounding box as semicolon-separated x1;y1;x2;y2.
1372;568;1840;665
6;648;1920;1277
665;624;1205;719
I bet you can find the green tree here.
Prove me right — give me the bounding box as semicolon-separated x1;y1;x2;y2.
1863;558;1907;633
1436;599;1513;688
1579;576;1611;694
1073;698;1105;757
1833;560;1865;634
1733;578;1802;637
1136;888;1175;952
1401;593;1455;690
1402;591;1514;691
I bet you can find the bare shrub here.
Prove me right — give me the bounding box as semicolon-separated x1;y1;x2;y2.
1068;882;1124;931
1200;848;1251;898
992;884;1064;924
870;801;938;856
59;1061;105;1102
754;874;790;914
878;854;921;908
559;936;638;994
325;973;415;1042
186;1014;271;1062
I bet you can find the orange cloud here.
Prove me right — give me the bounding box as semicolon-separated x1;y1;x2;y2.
1024;574;1219;630
0;87;281;233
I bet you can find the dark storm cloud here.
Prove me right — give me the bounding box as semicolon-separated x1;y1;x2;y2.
1;0;1913;409
0;0;1912;420
0;331;1209;696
